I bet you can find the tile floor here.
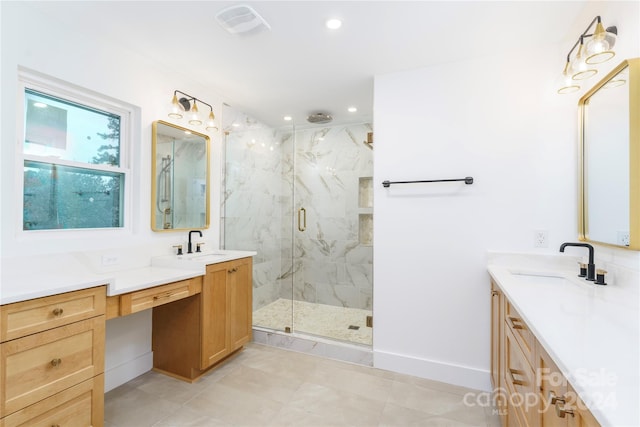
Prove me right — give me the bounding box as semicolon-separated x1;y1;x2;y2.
253;299;373;345
105;343;501;427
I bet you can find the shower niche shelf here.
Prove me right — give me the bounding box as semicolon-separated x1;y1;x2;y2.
358;177;373;246
359;177;373;209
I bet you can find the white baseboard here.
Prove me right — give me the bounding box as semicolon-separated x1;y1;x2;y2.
104;351;153;393
373;349;492;392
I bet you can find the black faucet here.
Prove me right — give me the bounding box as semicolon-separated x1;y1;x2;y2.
559;242;595;281
187;230;203;254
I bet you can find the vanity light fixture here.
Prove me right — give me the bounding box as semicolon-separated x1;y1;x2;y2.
557;16;617;95
167;90;217;132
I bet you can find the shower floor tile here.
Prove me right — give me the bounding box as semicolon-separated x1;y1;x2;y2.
253;298;373;345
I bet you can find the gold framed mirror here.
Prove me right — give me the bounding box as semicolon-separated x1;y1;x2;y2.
579;58;640;249
151;120;210;231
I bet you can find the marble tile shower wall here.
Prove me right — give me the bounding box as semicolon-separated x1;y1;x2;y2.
224;127;292;311
224;122;373;312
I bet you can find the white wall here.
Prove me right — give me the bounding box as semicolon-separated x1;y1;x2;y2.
2;1;639;394
372;1;640;391
0;3;227;390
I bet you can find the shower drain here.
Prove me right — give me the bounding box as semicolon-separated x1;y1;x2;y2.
348;325;360;330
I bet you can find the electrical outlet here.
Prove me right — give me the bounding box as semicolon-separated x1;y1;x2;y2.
617;231;630;246
102;254;120;266
534;230;548;248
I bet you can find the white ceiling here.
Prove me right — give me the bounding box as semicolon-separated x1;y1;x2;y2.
28;1;587;128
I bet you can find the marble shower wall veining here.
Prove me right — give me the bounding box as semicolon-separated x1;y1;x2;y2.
223;115;292;312
283;124;373;311
223;111;373;314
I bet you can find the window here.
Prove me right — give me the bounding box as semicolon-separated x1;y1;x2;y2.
20;72;132;231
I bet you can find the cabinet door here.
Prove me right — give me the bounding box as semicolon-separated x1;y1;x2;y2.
229;258;252;351
201;264;229;369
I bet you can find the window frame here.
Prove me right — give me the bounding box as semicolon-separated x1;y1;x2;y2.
17;69;134;237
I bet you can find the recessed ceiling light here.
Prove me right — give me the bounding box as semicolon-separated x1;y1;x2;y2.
283;115;292;121
232;122;240;127
326;18;342;30
348;106;357;113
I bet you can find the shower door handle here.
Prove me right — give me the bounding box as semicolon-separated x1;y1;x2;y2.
298;207;306;232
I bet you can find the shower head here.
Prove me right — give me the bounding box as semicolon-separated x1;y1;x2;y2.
306;112;333;125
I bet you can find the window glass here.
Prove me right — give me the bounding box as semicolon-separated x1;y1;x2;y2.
21;84;128;231
23;161;124;230
24;89;121;166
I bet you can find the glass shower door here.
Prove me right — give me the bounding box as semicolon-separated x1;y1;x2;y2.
223;104;373;346
291;124;374;345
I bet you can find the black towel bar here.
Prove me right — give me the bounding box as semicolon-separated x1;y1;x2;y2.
382;177;474;187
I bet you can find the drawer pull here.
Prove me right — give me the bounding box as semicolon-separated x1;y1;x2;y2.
509;368;526;386
228;267;238;273
549;391;564;405
52;307;64;316
50;358;62;367
491;290;498;296
549;391;574;418
556;401;575;418
508;316;525;330
153;292;174;300
52;424;61;427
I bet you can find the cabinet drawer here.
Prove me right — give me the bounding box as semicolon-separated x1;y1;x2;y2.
0;287;106;342
504;326;537;427
505;300;534;368
119;276;202;316
0;374;103;427
0;317;105;417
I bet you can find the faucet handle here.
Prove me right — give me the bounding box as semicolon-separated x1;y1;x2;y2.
173;245;183;256
595;269;608;286
578;262;587;278
196;242;205;253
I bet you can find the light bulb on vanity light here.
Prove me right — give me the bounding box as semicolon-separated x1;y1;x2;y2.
557;60;580;94
168;94;184;119
571;39;597;81
188;100;202;126
586;22;616;64
205;111;217;132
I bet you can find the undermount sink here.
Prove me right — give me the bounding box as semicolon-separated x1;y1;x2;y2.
180;252;228;260
509;272;570;286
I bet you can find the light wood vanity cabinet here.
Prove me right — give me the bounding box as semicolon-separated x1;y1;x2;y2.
0;286;105;427
152;257;252;381
490;283;508;425
490;280;600;427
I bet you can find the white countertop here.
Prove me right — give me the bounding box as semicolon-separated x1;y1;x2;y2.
489;261;639;427
0;250;256;305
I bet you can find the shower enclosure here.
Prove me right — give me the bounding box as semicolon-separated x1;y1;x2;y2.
222;106;373;346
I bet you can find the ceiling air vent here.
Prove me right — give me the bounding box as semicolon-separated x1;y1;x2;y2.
306;112;333;124
215;5;271;35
